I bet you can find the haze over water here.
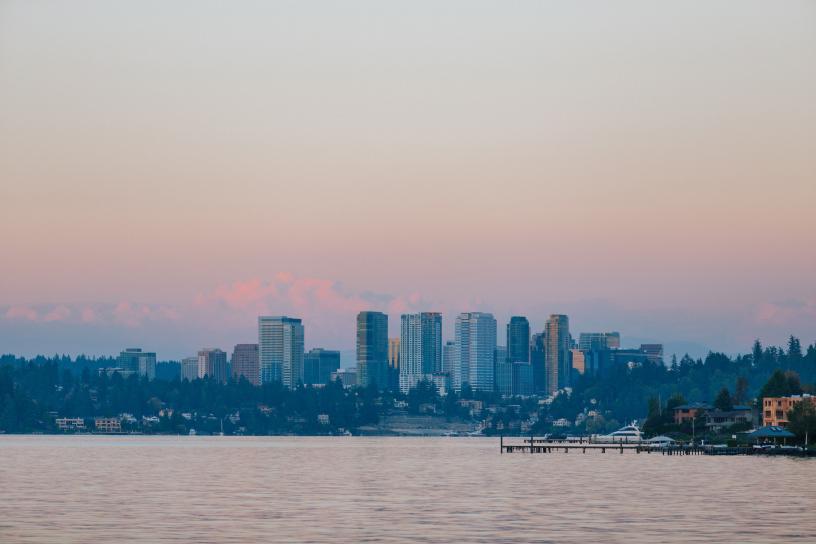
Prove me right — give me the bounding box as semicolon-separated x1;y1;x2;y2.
1;436;814;543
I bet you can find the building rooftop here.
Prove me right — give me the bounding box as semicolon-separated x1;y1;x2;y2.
674;403;750;411
747;426;795;439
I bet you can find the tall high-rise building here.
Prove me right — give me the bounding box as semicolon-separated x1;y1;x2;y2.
117;348;156;380
180;356;198;381
571;349;586;375
512;362;535;396
496;360;513;396
388;338;400;371
494;345;508;365
494;345;509;395
388;337;401;391
454;312;496;393
357;311;388;390
578;332;621;352
545;314;571;394
442;340;457;375
231;343;259;385
530;332;546;394
198;348;228;383
399;312;442;393
258;316;304;389
506;316;530;363
304;348;341;385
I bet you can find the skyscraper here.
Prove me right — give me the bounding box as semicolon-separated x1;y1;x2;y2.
512;362;535;396
494;345;508;365
198;348;228;383
304;348;341;385
180;356;198;381
388;338;400;371
545;314;571;395
356;311;388;390
231;343;259;385
530;332;546;394
117;348;156;380
578;332;621;352
506;316;530;363
442;340;457;375
453;312;496;393
571;348;586;375
388;337;401;391
399;312;442;393
496;359;513;396
494;345;510;395
258;316;304;389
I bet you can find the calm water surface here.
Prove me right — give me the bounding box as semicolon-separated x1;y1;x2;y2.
1;436;814;543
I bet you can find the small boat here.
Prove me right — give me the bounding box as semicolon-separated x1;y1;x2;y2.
645;435;676;448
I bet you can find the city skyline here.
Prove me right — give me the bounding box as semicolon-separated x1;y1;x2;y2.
0;301;809;365
1;1;815;359
79;313;662;394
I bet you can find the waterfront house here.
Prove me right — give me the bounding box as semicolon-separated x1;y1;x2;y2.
674;402;752;429
55;418;86;432
704;408;752;432
673;402;711;425
94;418;122;433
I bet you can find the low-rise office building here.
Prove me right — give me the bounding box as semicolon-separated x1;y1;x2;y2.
763;394;816;427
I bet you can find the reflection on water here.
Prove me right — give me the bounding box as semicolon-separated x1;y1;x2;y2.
0;436;814;543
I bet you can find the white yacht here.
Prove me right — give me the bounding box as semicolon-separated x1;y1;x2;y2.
593;422;644;443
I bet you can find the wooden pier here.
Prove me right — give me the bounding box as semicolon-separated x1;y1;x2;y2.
501;435;721;455
500;436;815;457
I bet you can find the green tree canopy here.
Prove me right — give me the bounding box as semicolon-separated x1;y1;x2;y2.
714;387;734;411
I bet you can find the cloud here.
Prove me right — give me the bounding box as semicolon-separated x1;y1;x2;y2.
81;307;98;323
754;299;816;327
387;292;426;315
0;275;436;355
204;278;279;310
195;274;438;346
197;274;373;317
4;306;38;321
113;301;181;328
43;305;72;322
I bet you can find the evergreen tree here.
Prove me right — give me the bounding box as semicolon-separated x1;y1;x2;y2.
788;336;803;360
787;401;816;445
713;387;734;411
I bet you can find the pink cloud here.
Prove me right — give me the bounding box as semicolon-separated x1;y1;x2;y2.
205;278;279;309
754;299;816;326
43;305;72;322
81;307;97;323
112;301;178;327
199;274;372;318
387;292;424;315
195;274;429;346
4;306;38;321
287;278;368;315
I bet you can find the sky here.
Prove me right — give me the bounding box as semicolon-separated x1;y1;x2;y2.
1;1;815;362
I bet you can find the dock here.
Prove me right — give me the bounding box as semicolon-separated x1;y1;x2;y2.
499;436;761;456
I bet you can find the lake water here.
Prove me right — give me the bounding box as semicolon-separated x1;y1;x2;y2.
1;436;814;543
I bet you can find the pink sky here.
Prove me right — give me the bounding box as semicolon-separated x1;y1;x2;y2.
1;1;814;359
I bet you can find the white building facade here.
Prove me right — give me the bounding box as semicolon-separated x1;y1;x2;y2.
258;316;304;389
453;312;496;393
